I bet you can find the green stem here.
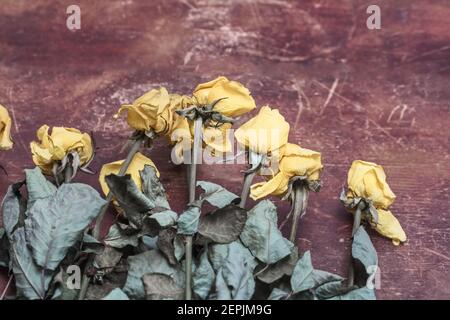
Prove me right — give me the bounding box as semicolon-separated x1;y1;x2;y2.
185;117;203;300
239;171;256;209
348;203;363;288
289;182;309;244
77;135;145;300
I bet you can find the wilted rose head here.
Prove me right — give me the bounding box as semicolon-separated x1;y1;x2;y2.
0;104;13;150
235;106;290;155
30;125;93;174
193;76;256;117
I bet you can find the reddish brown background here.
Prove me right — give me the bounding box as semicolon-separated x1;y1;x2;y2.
0;0;449;299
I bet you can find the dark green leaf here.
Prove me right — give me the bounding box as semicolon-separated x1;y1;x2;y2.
25;183;107;271
143;273;184;300
193;248;215;299
177;205;200;235
123;249;184;299
102;288;130;300
10;227;50;299
105;174;154;228
209;241;257;273
197;181;239;208
140;165;170;210
198;204;247;244
314;280;348;300
240;200;293;264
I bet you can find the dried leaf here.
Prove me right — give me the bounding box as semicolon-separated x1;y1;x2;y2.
268;288;289;300
144;209;178;237
123;249;184;299
105;174;154;228
197;181;239;208
143;273;184;300
94;246;122;270
82;232;104;254
240;200;293;264
10;227;50;299
102;288;129;300
104;224;140;249
257;250;298;284
0;228;9;268
198;204;247;244
25;183;107;271
1;183;24;238
156;228;178;266
352;225;378;284
140;165;170;210
177;205;200;235
193;248;215;299
24;167;56;210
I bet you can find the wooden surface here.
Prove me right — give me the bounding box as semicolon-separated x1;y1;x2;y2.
0;0;449;299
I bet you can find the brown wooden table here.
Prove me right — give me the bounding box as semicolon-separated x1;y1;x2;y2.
0;0;449;299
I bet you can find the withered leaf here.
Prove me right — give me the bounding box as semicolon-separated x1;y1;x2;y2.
156;228;178;266
140;165;170;210
197;181;239;209
143;273;184;300
257;249;299;284
198;204;247;244
105;174;154;228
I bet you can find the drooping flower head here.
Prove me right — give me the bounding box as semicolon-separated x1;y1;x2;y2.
345;160;406;245
30;125;93;175
235;106;290;155
0;104;13;150
250;143;323;200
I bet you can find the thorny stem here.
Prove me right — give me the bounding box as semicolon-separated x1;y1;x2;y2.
289;182;309;244
78;135;146;300
239;171;256;209
185;117;203;300
347;202;363;288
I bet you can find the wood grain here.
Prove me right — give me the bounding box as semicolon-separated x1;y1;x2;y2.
0;0;449;299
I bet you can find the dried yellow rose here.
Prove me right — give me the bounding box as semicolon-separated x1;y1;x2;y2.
250;143;322;200
0;104;13;150
347;160;395;209
98;152;159;196
30;125;93;174
115;87;192;136
346;160;406;245
372;209;407;246
193;76;256;117
235;106;290;154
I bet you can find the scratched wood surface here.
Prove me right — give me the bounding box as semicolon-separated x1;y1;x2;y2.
0;0;449;299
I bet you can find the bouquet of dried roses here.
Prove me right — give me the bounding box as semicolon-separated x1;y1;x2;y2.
0;79;406;300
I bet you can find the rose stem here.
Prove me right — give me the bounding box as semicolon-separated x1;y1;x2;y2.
78;135;145;300
0;275;13;300
347;202;362;288
289;182;309;244
238;170;256;209
185;117;203;300
64;160;73;183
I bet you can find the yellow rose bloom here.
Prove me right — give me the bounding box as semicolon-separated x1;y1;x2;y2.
250;143;322;200
30;125;93;174
0;104;13;150
346;160;406;245
193;76;256;117
115;87;192;135
372;209;407;246
235;106;290;154
347;160;396;209
98;152;159;196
